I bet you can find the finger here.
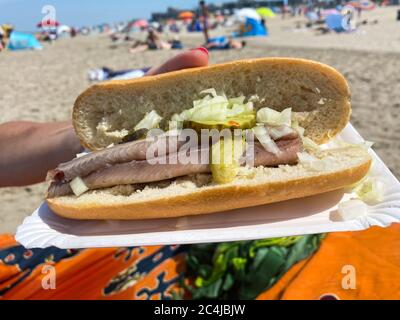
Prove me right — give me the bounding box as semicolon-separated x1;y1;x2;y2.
146;47;209;76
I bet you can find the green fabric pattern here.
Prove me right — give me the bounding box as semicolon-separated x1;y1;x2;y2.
183;234;325;300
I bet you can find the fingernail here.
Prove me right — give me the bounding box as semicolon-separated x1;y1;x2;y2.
191;46;209;56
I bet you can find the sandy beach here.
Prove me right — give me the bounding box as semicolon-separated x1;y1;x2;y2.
1;6;399;234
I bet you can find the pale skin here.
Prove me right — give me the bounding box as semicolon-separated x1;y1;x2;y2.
0;49;209;187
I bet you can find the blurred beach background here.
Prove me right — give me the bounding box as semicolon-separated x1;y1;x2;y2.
1;1;400;233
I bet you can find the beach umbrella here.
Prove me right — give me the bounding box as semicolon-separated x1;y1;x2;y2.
178;11;194;20
346;1;376;11
132;19;148;28
256;7;276;18
37;20;60;28
235;8;261;22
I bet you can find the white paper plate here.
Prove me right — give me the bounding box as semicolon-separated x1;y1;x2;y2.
15;124;400;249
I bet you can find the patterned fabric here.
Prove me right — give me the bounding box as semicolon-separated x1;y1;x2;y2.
0;243;79;296
0;236;186;300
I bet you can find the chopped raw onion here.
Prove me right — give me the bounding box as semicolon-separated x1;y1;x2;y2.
335;199;368;221
134;110;163;131
297;151;318;163
289;120;320;151
256;107;292;127
76;150;89;158
229;96;246;105
69;177;89;196
253;126;280;155
353;177;384;204
174;88;254;124
168;120;183;130
228;102;253;117
302;136;320;151
268;125;295;140
200;88;218;98
291;120;305;136
248;94;260;102
360;140;374;149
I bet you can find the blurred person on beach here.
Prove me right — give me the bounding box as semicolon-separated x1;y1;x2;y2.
0;24;14;51
261;18;267;30
357;7;362;18
0;26;4;51
200;0;209;43
129;28;171;53
200;0;244;52
281;4;289;19
205;37;246;50
169;22;180;33
70;27;77;38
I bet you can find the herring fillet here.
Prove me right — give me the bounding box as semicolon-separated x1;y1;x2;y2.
47;137;302;198
47;132;186;182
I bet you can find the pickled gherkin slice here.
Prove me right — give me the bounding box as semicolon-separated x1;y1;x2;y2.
210;137;245;184
187;113;256;132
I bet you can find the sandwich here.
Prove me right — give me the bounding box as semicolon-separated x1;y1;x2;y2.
45;57;372;220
